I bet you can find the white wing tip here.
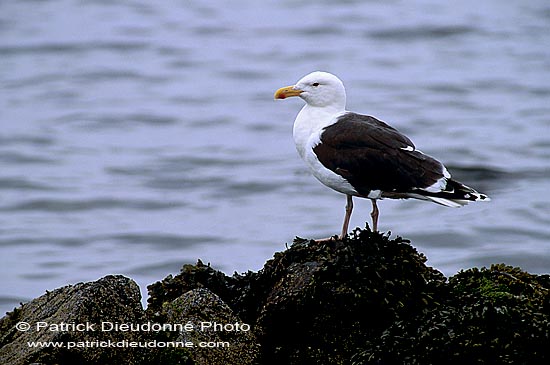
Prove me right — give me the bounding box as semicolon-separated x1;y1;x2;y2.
426;196;466;208
475;193;491;202
427;193;491;208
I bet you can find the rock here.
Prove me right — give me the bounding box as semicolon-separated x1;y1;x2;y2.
355;263;550;364
161;288;259;365
147;227;550;364
3;226;549;364
0;275;147;365
147;259;236;318
148;228;448;364
252;229;447;364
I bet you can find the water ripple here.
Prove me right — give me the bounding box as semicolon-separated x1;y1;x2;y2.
126;260;194;276
106;233;222;249
56;112;179;127
444;165;509;183
0;177;58;191
0;135;55;147
0;41;150;56
369;25;477;40
0;151;58;165
1;198;182;212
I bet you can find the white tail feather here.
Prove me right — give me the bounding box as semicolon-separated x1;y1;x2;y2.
426;196;468;208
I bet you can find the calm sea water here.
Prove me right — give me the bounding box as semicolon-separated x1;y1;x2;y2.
1;0;549;315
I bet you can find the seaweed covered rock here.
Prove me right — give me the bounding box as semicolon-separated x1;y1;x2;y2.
147;227;448;364
147;259;238;319
147;227;550;364
0;275;147;365
254;228;446;364
355;264;550;364
4;227;547;365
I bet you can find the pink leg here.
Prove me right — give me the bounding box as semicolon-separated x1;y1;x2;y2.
370;199;379;232
340;195;353;239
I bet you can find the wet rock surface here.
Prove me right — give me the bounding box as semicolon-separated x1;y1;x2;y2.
0;275;147;365
2;227;549;364
161;288;259;365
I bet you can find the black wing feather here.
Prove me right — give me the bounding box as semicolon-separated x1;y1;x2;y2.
313;113;445;196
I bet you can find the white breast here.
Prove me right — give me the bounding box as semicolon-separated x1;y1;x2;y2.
293;106;358;196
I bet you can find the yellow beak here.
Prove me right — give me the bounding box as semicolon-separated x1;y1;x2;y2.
274;85;303;100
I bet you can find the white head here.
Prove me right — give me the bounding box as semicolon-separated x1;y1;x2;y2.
274;71;347;110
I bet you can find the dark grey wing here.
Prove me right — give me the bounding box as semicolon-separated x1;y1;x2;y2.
313;113;446;196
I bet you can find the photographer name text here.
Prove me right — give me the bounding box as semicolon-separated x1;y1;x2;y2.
16;321;250;333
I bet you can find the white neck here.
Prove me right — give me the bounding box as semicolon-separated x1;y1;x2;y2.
293;104;346;159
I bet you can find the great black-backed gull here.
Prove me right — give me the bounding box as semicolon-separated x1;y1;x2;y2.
274;71;490;238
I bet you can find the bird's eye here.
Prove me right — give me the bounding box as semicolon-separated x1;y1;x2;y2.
312;82;320;87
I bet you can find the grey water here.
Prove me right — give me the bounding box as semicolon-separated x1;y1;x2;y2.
1;0;549;315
